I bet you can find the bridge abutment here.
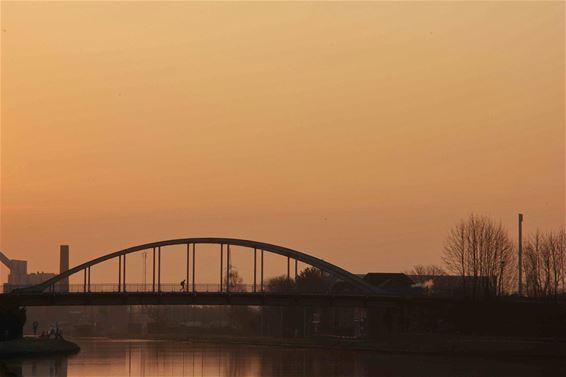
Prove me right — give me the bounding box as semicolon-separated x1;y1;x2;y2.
0;304;26;341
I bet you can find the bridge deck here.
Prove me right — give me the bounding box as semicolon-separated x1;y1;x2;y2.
0;292;406;308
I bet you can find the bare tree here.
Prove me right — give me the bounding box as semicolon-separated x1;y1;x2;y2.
524;229;566;298
225;264;246;292
405;264;447;276
524;230;546;297
549;230;566;296
442;214;515;298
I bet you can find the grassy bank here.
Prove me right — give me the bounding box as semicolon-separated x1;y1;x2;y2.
0;338;80;358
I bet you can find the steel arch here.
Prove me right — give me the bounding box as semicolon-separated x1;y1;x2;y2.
14;238;385;295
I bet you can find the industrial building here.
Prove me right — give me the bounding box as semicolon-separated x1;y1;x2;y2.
0;245;69;292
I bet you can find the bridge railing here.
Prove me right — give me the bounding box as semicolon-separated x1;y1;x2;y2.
3;283;347;294
3;283;252;293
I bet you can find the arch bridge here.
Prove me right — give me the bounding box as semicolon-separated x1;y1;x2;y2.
3;238;399;307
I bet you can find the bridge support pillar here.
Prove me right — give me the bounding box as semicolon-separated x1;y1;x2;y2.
158;247;161;292
226;244;231;292
220;244;224;292
122;254;126;292
186;244;190;292
152;247;156;292
253;248;257;293
260;250;264;292
0;304;25;341
118;255;122;292
191;244;196;292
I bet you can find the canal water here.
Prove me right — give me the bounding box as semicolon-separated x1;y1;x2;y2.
2;338;566;377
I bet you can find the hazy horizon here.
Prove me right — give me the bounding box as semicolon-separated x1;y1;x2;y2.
1;1;564;285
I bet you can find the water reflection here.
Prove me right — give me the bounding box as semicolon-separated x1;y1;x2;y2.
1;356;67;377
3;339;566;377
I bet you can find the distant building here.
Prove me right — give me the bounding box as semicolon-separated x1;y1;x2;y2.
362;273;416;294
23;272;58;286
0;248;65;292
332;272;417;295
410;274;497;298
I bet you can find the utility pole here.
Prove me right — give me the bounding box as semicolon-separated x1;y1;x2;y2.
518;213;524;295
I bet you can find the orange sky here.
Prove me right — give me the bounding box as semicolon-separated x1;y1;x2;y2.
0;1;564;285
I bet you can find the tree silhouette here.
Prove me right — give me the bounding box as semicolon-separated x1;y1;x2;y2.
266;275;295;293
224;264;246;292
524;229;566;297
405;264;446;276
296;267;332;293
443;214;515;298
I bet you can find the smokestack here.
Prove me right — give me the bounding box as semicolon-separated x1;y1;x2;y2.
60;245;69;292
518;214;523;295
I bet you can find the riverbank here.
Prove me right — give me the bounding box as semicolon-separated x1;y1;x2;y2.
123;333;566;358
0;337;80;358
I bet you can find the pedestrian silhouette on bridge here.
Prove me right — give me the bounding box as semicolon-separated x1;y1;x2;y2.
180;279;186;292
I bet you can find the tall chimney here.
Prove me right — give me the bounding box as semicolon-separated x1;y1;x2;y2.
518;214;523;295
59;245;69;292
